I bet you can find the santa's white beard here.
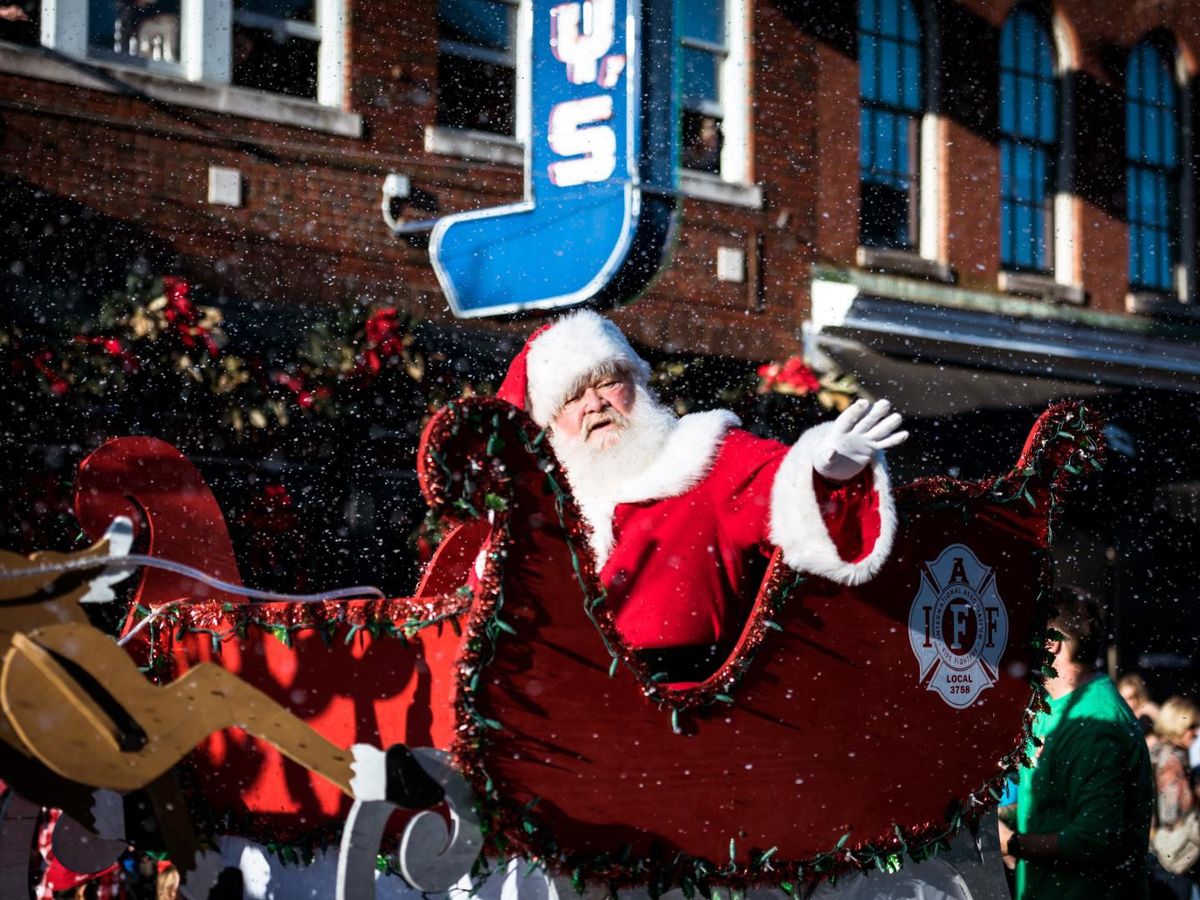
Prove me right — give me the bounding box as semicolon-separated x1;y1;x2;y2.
548;384;677;512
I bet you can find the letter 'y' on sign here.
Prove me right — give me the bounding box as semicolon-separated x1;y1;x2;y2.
430;0;678;318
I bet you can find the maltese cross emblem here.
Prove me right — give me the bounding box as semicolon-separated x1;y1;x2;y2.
907;544;1009;709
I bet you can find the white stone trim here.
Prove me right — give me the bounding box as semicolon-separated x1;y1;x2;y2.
1051;9;1081;289
679;170;762;208
0;43;362;137
423;125;524;166
22;0;350;125
718;0;752;185
182;0;230;84
998;270;1085;305
856;245;954;283
316;0;346;108
40;0;87;56
918;111;943;264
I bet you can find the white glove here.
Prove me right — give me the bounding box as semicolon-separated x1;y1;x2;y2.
815;398;909;482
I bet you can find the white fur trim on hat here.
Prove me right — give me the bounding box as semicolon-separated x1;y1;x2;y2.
525;311;651;427
768;421;896;585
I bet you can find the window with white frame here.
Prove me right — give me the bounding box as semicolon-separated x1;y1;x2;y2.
39;0;344;106
428;0;751;187
679;0;749;182
680;0;725;175
436;0;519;137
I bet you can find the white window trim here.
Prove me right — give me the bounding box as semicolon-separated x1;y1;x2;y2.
1174;50;1195;304
1051;10;1080;290
857;0;938;263
434;0;522;139
918;0;942;265
513;0;531;147
680;169;761;208
34;0;351;124
917;111;942;263
0;42;360;136
424;0;527;164
425;125;523;166
717;0;751;185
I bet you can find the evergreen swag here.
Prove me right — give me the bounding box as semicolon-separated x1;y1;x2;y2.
2;271;858;597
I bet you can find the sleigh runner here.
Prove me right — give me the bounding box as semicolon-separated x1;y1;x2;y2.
0;399;1101;896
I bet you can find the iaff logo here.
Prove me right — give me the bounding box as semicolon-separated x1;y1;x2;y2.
907;544;1008;709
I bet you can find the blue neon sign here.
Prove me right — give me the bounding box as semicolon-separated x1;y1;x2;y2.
430;0;678;318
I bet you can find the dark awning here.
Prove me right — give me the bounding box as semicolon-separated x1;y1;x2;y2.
805;271;1200;417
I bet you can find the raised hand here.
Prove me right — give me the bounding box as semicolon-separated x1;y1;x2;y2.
815;398;909;482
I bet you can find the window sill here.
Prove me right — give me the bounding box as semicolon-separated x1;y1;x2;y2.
424;125;523;166
678;170;763;209
1126;291;1200;321
421;127;764;210
0;42;362;137
998;270;1086;305
856;246;955;283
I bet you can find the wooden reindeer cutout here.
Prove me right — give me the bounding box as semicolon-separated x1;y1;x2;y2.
0;522;357;797
0;522;458;899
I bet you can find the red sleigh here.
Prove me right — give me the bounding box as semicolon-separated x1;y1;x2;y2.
64;398;1101;891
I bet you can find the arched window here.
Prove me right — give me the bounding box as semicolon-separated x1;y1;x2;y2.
1126;41;1180;294
999;9;1057;273
859;0;923;249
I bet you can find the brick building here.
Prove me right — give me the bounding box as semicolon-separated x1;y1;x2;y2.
2;0;1198;686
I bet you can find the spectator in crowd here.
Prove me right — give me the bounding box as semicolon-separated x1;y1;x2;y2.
1121;672;1163;749
1148;696;1200;899
682;114;722;174
155;864;180;900
997;587;1154;899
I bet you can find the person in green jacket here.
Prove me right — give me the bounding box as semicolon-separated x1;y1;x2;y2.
998;587;1154;899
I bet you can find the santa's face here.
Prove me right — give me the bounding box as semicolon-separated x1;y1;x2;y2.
552;372;636;449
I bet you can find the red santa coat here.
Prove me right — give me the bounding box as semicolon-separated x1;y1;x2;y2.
574;411;896;651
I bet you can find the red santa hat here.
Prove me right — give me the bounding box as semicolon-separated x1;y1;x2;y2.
497;310;652;427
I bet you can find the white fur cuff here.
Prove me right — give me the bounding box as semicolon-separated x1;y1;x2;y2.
768;421;896;585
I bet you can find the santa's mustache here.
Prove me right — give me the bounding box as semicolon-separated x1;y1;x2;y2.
582;409;629;440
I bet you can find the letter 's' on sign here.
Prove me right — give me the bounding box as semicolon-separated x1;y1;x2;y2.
430;0;678;318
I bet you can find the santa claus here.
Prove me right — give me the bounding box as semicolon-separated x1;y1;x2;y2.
494;310;907;681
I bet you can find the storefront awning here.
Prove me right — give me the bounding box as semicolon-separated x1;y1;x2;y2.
805;271;1200;417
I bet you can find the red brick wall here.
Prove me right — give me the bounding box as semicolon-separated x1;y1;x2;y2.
3;0;1198;360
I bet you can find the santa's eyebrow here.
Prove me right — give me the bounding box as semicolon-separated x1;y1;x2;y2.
560;363;632;407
